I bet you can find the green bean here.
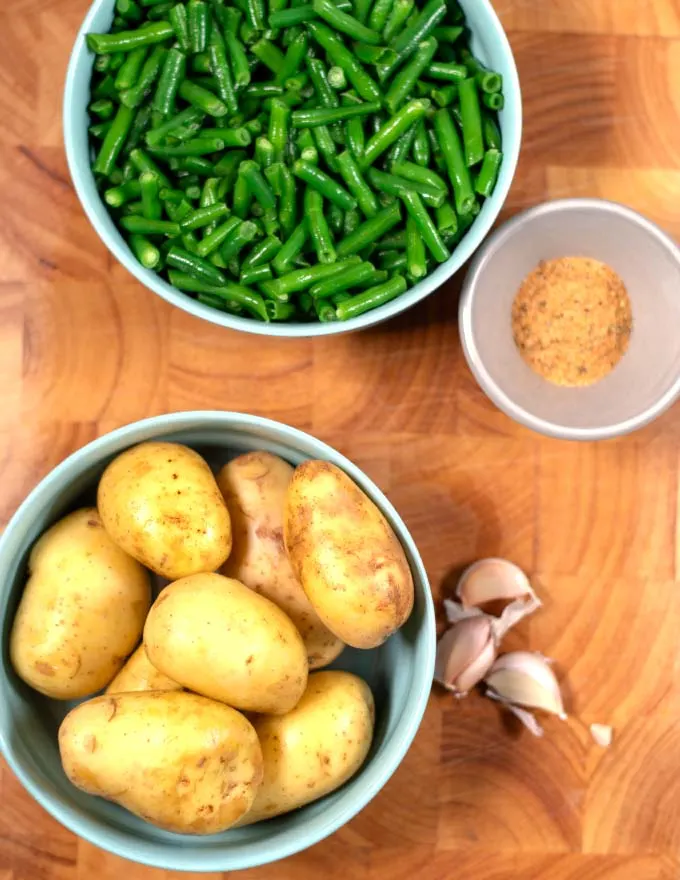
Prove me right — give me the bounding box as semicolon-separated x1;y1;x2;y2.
292;102;381;128
378;249;407;271
272;222;308;273
220;220;258;261
207;28;238;117
399;189;448;262
245;0;266;31
313;0;382;44
380;0;446;79
242;234;282;269
383;0;414;43
244;116;264;136
353;0;373;23
198;126;251;146
386;122;417;166
343;207;360;234
384;36;437;113
145;107;204;146
458;77;484;166
139;170;162;219
149;137;225;156
475;148;502;197
268;5;319;28
86;21;174;54
345;115;365;160
178;80;228;117
168;271;269;320
217;5;243;36
223;30;251;88
313;298;337;321
187;0;210;52
89;98;115;120
306;22;382;103
336;150;378;218
252;37;285;74
129;233;161;268
120;215;181;235
482;112;502;151
405;214;426;279
129;146;171;187
368;0;395;32
93;103;135;175
309;260;376;297
167;244;228;283
92;74;118;100
435;199;457;235
196;216;242;256
427;61;466;82
268;99;290;162
327;66;346;90
275;29;308;84
251;136;274;168
240;264;273;285
171;155;216;175
336;201;401;257
120;45;167;108
278;164;297;236
105;179;142;207
232;167;253;218
368;166;444;208
236;160;276;210
392;160;447;191
263;256;360;297
409;118;429;166
178;203;228;231
304;187;336;263
459;46;503;94
432;25;463;42
184;183;202;200
352;43;397;65
152;47;187;116
169;4;191;50
114;46;147;91
311;125;339;171
293;160;356;211
358;99;428;169
482;92;504;111
265;300;297;319
433;108;475;215
305;57;339;111
336;273;407;319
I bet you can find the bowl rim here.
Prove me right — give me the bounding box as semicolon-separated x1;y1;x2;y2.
458;197;680;441
0;411;436;871
63;0;522;338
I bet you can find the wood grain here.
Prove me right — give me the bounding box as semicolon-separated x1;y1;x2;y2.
1;0;680;877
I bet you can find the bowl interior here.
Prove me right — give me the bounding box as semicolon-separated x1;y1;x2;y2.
0;414;434;871
462;201;680;437
63;0;522;337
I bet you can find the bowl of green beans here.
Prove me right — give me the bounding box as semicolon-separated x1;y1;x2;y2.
64;0;521;336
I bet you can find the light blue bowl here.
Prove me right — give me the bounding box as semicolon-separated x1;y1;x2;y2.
64;0;522;337
0;412;435;871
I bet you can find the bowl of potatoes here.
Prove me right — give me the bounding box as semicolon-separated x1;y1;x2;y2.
0;411;434;871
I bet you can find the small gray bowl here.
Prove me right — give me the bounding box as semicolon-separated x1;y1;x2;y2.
459;199;680;440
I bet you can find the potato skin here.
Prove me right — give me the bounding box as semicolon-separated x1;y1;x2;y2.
238;671;374;825
58;691;263;834
144;573;308;714
284;461;414;649
97;442;232;580
218;452;344;670
106;645;182;694
10;509;151;700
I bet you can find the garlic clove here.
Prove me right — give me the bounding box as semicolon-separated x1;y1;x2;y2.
434;617;497;696
457;558;532;608
508;704;545;737
484;651;566;719
443;597;485;625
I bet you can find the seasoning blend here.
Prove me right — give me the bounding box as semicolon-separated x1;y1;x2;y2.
511;257;633;387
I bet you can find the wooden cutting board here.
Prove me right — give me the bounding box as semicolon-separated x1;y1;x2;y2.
1;0;680;878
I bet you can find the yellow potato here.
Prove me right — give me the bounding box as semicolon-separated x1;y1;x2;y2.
10;509;150;700
238;671;374;825
144;572;308;714
284;461;414;649
59;690;263;834
97;441;232;580
106;645;182;694
218;451;344;670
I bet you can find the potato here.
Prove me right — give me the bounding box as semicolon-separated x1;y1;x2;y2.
9;509;150;700
144;572;308;714
97;441;232;580
218;451;344;670
106;645;182;694
238;671;374;825
58;690;263;834
284;461;414;649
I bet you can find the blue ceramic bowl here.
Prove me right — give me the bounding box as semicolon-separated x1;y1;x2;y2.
0;412;435;871
64;0;521;337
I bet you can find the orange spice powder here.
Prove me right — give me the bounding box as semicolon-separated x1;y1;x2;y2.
511;257;633;387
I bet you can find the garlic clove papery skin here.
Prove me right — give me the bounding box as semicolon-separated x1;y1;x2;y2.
484;651;566;719
434;617;497;696
457;558;533;608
